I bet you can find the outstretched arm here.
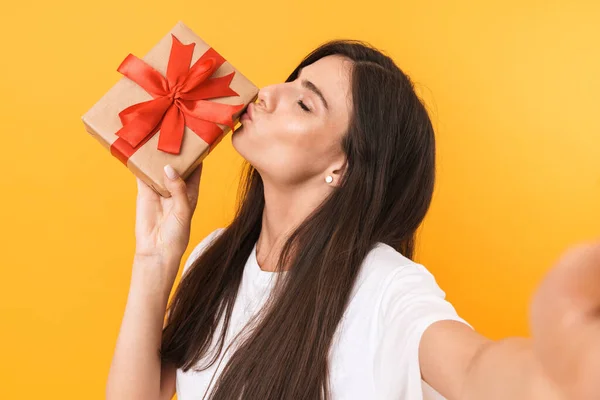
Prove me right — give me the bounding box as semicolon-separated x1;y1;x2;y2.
419;242;600;400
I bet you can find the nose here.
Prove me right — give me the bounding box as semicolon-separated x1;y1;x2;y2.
256;82;297;113
256;85;273;111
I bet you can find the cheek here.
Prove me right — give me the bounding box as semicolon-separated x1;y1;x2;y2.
234;115;335;180
234;118;309;163
258;116;314;150
271;120;337;170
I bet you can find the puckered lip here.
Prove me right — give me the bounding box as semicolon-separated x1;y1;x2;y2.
241;103;254;121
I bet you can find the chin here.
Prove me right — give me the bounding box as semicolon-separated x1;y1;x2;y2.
231;129;251;159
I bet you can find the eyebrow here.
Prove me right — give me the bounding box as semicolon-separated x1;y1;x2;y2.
298;68;329;111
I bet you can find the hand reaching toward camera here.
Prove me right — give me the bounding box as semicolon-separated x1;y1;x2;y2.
530;241;600;399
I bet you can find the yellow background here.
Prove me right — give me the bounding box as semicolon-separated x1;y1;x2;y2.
1;0;598;398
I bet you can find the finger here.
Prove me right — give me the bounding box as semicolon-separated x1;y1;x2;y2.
551;242;600;317
163;164;191;220
534;242;600;400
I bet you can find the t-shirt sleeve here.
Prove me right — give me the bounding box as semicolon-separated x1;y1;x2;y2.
373;263;472;400
181;227;226;277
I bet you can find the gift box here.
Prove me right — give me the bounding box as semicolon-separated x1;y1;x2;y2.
81;21;259;197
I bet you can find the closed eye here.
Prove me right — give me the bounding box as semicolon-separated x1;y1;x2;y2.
297;100;311;112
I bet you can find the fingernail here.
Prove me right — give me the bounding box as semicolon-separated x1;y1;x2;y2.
164;164;179;180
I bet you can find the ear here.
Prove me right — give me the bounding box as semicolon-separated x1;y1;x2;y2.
328;157;349;188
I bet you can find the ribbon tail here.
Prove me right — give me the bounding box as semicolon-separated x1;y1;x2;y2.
157;105;186;154
179;73;239;101
110;124;160;165
166;34;195;90
180;99;245;131
184;113;225;147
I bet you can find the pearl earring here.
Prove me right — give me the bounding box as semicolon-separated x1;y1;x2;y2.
325;175;333;184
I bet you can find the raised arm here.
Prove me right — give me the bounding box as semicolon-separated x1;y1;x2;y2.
106;164;203;400
106;255;180;400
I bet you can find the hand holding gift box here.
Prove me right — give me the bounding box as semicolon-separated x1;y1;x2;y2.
82;21;259;197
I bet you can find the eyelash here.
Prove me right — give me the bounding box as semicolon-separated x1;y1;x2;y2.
297;100;311;112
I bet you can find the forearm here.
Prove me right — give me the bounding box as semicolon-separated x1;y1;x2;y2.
462;337;565;400
106;257;178;400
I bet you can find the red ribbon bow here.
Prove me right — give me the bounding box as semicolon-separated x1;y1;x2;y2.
113;34;244;156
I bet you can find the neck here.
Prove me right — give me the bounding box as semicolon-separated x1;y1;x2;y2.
256;178;330;272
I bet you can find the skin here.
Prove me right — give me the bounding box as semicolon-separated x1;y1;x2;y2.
231;54;353;271
107;54;600;400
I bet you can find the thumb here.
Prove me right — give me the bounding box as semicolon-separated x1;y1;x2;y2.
163;164;191;220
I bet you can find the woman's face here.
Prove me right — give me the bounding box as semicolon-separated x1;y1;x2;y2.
232;54;353;187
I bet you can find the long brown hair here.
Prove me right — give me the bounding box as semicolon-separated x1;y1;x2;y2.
160;39;437;399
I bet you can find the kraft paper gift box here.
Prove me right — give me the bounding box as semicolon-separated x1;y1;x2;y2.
82;21;259;197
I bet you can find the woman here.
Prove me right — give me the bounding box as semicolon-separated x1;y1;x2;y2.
106;40;600;400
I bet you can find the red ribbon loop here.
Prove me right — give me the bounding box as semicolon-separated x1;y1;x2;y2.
114;34;244;155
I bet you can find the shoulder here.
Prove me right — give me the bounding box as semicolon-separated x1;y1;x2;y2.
363;244;469;399
354;242;428;299
342;242;430;319
182;227;226;275
358;242;462;326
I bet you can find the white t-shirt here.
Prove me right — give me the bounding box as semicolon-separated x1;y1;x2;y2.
176;228;470;400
